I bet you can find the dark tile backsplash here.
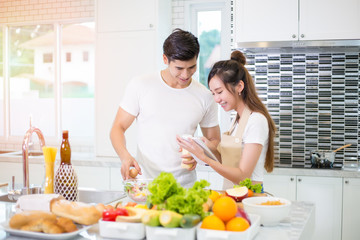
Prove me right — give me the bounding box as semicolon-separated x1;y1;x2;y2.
245;52;360;168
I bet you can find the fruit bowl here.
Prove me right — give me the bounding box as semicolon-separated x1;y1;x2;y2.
123;178;152;203
242;197;291;226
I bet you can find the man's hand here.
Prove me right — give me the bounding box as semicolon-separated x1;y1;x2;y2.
121;157;142;180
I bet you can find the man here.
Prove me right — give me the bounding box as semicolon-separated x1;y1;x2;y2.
110;29;220;187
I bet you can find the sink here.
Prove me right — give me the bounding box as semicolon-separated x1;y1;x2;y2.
78;188;126;204
0;189;126;205
0;194;15;203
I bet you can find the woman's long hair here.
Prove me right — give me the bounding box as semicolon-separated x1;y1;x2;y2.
208;50;276;172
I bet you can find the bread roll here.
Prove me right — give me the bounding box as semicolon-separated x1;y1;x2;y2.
56;217;77;233
51;199;101;225
9;210;57;229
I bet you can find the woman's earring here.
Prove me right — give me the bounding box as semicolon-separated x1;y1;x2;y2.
238;91;242;96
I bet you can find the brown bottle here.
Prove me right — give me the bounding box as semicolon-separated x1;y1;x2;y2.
54;130;78;201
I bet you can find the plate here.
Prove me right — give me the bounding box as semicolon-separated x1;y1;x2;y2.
0;221;91;239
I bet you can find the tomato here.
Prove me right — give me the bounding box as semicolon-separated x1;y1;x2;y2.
115;208;129;216
102;209;117;221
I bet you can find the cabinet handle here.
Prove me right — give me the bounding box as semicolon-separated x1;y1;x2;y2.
345;180;349;184
292;34;296;38
300;34;305;38
290;177;294;181
298;178;302;182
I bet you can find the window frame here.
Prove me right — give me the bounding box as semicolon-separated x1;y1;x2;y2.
184;0;232;133
0;19;95;148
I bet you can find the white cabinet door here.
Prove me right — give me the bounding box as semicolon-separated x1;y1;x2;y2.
75;166;110;190
342;178;360;240
234;0;360;43
234;0;298;42
97;0;156;33
300;0;360;40
0;162;44;188
263;174;296;201
110;167;124;191
296;176;342;240
95;31;156;157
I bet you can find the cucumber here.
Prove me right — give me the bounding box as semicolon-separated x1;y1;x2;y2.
141;210;161;227
180;214;201;228
159;210;182;228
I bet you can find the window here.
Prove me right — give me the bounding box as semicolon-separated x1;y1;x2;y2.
185;1;232;132
1;22;95;146
43;53;53;63
61;23;95;138
9;25;55;136
66;52;71;62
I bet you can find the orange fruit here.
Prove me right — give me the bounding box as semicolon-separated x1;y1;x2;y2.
248;189;254;197
225;217;250;232
212;196;237;222
201;215;225;230
209;190;221;203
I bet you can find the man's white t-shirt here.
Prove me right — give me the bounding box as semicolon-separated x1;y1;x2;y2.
231;112;269;181
120;72;218;187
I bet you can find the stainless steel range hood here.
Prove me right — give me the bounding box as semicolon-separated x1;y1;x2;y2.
235;39;360;53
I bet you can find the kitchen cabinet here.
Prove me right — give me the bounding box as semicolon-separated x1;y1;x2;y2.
95;0;171;157
75;166;110;190
296;176;342;240
97;0;157;33
234;0;360;43
263;174;296;201
342;178;360;240
264;174;342;240
0;162;44;188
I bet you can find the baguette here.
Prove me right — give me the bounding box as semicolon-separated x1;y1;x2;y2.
50;199;101;225
9;210;57;229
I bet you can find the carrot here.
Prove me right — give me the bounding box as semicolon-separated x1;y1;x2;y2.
248;189;254;197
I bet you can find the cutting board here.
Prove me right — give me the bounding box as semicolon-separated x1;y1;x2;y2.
0;183;8;188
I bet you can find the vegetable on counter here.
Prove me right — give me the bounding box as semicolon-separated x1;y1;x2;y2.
102;208;129;222
147;172;210;218
159;210;183;228
234;178;262;194
180;214;201;228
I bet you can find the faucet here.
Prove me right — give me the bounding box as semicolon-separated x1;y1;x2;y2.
22;126;45;194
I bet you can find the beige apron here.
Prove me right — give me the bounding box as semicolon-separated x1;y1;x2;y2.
217;106;252;190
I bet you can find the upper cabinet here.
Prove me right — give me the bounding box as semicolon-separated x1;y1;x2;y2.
234;0;360;43
97;0;156;32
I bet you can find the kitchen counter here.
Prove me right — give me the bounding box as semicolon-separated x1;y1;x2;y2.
1;152;360;178
0;200;314;240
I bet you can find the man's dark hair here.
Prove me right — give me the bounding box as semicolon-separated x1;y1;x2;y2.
163;28;200;62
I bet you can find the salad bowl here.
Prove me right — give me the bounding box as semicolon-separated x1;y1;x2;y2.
123;178;152;203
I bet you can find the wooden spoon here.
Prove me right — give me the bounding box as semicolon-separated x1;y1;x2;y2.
333;144;351;153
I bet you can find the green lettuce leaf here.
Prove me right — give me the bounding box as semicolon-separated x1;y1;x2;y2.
147;172;210;218
235;178;262;193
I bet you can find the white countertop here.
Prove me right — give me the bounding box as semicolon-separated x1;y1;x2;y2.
1;152;359;178
0;199;315;240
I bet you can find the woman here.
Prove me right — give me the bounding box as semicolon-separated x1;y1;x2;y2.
177;50;276;190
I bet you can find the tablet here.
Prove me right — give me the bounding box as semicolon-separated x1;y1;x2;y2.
181;135;219;166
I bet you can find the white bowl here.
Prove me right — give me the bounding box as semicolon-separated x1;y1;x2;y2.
242;197;291;226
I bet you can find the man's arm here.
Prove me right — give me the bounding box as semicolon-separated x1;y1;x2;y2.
110;107;140;180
